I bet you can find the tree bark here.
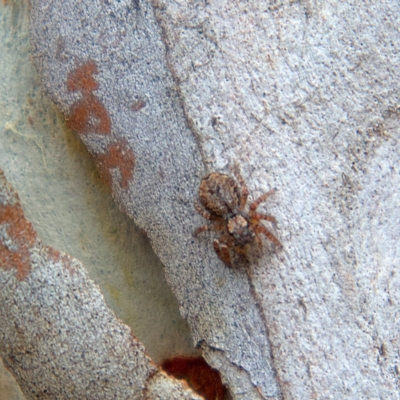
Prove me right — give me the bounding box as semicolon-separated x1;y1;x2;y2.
0;169;202;399
4;0;398;398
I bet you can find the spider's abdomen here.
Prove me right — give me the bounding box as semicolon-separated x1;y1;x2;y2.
199;172;241;217
227;215;255;246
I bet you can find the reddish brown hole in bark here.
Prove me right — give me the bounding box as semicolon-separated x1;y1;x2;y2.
161;356;226;400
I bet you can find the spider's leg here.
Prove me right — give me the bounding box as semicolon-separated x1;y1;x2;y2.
254;234;264;257
194;225;211;237
255;224;282;247
194;200;211;219
194;200;219;220
194;220;225;236
233;164;249;211
249;189;275;212
250;212;277;224
213;237;233;267
255;233;263;251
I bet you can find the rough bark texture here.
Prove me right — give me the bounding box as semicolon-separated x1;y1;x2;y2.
29;1;279;399
148;1;400;398
0;169;202;400
12;0;400;398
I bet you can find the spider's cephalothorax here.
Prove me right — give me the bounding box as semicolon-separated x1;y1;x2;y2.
194;166;281;267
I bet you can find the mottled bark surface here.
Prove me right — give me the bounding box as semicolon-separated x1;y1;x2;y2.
0;169;202;400
29;1;279;398
3;0;399;398
149;1;400;398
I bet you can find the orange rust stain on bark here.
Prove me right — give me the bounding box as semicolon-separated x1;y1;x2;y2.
95;140;135;189
66;60;136;189
68;93;111;134
66;60;111;135
67;60;99;92
46;247;77;275
0;203;37;280
161;356;226;400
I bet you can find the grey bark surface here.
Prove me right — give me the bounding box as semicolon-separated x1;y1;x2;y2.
0;170;202;399
22;0;400;399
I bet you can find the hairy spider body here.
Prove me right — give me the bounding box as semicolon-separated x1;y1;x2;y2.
194;167;281;267
199;173;240;216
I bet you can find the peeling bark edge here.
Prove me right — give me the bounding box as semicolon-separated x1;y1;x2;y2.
0;169;202;400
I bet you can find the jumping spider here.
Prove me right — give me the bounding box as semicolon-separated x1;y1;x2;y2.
194;166;281;267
